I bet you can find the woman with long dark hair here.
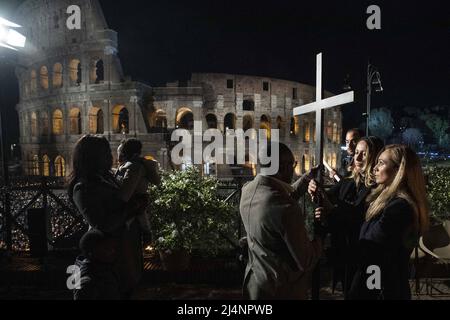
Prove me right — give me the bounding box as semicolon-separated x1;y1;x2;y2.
68;135;142;299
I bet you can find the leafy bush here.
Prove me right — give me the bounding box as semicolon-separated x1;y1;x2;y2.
426;166;450;222
147;167;238;256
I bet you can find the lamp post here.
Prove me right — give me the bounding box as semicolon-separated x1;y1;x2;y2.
0;17;26;251
365;62;383;136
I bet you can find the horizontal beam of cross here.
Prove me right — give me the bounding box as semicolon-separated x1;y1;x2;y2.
293;91;354;116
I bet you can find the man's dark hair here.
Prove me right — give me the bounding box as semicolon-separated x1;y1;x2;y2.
79;228;106;257
259;142;293;168
347;128;362;139
120;138;143;161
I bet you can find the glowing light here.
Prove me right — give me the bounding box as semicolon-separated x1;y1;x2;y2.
0;16;26;49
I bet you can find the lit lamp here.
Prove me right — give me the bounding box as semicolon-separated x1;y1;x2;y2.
365;63;383;135
0;17;26;50
0;17;26;252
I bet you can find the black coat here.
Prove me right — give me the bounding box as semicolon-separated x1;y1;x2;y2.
349;197;416;300
326;178;372;296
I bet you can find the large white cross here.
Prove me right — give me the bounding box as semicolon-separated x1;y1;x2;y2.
293;53;354;173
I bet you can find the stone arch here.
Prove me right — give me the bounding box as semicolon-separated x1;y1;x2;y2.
31;155;40;176
112;105;129;133
69;59;82;84
69;107;82;135
89;107;104;134
243;115;253;131
333;123;339;143
41;112;49;136
54;155;66;177
40;66;49;90
53;63;63;88
31;112;38;137
90;58;104;83
276;116;284;137
303;120;310;142
224;113;236;131
260;114;271;139
326;121;333;141
205;113;217;129
42;155;50;177
148;109;167;131
176;107;194;130
52;109;64;135
290;116;300;136
30;69;37;93
302;154;310;173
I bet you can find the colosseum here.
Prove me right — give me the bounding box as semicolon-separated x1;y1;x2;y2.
14;0;343;179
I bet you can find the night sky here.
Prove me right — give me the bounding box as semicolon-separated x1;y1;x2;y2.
0;0;449;148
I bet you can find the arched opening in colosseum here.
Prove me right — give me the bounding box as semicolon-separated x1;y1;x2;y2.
332;152;337;169
53;63;63;88
302;154;310;173
149;109;167;132
70;108;82;135
40;66;49;90
31;112;38;137
276;116;284;137
176;107;194;130
326;121;333;142
206;114;217;129
312;122;316;142
224;113;236;131
30;70;37;93
243;115;253;131
112;105;129;133
42;155;50;177
90;59;104;84
52;109;64;135
55;156;66;177
69;59;82;84
243;99;255;111
41;112;49;136
31;155;40;176
303;120;311;143
260;115;271;139
290;116;300;136
333;123;339;143
295;157;302;176
89;107;104;134
311;155;316;167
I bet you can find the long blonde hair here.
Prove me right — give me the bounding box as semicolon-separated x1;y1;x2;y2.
350;136;384;188
366;144;429;235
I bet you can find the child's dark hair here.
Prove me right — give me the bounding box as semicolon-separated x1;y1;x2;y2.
119;138;143;161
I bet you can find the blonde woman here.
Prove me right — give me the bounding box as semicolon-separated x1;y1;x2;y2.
308;136;384;298
348;145;429;300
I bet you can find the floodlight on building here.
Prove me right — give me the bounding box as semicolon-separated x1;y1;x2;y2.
0;17;26;50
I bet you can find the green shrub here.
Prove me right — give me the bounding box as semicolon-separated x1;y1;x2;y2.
426;166;450;222
147;167;238;256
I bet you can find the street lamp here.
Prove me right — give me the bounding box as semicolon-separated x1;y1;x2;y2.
0;17;26;251
365;62;383;135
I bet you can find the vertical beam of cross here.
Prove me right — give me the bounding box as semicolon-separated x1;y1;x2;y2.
293;53;354;300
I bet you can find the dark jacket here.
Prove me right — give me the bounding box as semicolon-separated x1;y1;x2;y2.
239;174;321;300
72;174;133;297
325;178;372;297
73;256;120;300
349;197;416;300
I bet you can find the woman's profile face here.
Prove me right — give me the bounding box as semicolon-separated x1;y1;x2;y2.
374;150;397;185
354;140;368;172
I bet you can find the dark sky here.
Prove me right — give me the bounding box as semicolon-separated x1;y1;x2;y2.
0;0;449;147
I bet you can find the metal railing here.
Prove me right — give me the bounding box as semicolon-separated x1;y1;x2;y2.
0;176;87;251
